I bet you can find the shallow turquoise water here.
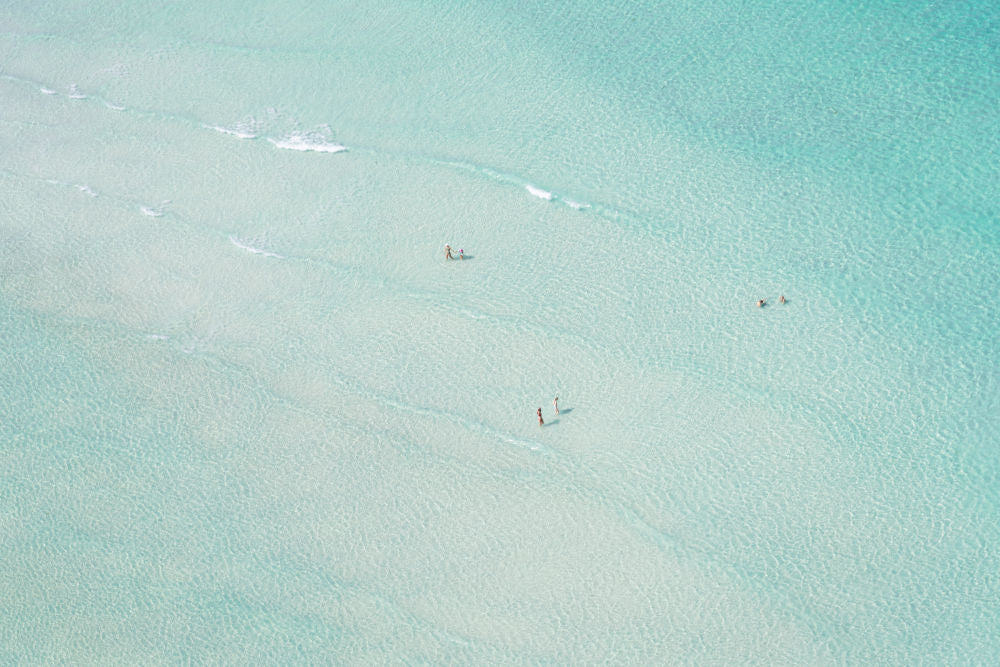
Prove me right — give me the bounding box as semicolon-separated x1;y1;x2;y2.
2;1;999;663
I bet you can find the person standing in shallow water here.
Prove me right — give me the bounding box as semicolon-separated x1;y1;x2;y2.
444;244;454;260
537;408;544;426
553;397;559;415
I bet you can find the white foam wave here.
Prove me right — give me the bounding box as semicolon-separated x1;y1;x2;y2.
526;184;553;200
146;334;169;340
205;124;257;139
76;184;97;197
39;87;56;95
104;101;125;111
140;206;164;217
67;84;86;99
229;235;283;258
563;198;590;210
267;134;346;153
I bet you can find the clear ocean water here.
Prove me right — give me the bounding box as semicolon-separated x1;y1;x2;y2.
2;1;999;663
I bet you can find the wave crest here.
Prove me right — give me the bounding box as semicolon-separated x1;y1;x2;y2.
229;235;283;258
267;133;346;153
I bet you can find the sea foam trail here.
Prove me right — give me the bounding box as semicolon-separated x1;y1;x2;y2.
525;184;553;200
525;183;591;209
267;134;346;153
204;124;257;139
140;200;170;217
229;235;283;258
414;154;596;212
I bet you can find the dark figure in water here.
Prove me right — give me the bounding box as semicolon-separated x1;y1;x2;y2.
757;298;766;307
537;408;544;426
444;244;454;260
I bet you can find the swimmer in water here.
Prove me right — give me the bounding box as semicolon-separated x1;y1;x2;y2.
757;298;766;307
779;295;786;304
459;248;464;260
537;408;544;426
444;244;454;260
553;397;559;415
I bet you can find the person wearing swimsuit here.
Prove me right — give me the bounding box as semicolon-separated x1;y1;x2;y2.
537;408;544;426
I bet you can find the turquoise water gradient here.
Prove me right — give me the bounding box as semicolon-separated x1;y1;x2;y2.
2;1;999;662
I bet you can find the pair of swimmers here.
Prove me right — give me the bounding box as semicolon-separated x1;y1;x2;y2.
757;295;786;307
537;397;559;426
444;244;464;260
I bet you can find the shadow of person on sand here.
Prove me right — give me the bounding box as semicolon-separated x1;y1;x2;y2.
559;408;573;416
